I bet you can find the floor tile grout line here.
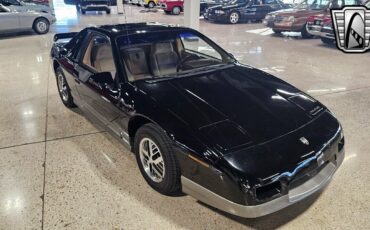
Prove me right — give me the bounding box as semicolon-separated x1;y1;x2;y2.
313;85;370;98
41;59;51;230
0;131;107;152
0;140;46;151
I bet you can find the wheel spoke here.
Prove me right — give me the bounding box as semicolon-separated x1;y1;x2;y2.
151;164;163;177
152;155;163;165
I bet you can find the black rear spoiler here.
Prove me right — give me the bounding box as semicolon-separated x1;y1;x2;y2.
53;32;78;42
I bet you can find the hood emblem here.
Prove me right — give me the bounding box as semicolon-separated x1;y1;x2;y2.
300;137;310;145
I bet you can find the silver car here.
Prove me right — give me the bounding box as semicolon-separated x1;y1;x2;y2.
0;4;56;34
0;0;53;14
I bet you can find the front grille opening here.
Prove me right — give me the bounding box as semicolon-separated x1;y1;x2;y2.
338;137;345;152
256;181;282;201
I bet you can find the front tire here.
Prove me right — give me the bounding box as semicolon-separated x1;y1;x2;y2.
321;37;335;45
106;9;111;14
33;18;50;34
301;24;313;39
272;29;282;34
134;123;181;195
56;67;76;108
229;11;240;24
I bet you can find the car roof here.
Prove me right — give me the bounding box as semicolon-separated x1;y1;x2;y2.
88;23;192;39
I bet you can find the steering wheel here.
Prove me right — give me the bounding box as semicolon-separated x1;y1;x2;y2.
176;54;196;72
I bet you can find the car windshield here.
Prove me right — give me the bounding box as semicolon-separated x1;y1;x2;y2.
295;0;329;9
117;30;235;82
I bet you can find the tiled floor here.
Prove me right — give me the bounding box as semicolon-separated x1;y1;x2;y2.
0;4;369;229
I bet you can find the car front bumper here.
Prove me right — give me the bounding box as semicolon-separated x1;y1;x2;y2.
182;147;344;218
81;5;110;10
307;24;335;40
205;12;228;22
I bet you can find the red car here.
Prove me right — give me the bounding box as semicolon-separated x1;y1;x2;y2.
307;13;335;45
158;0;183;15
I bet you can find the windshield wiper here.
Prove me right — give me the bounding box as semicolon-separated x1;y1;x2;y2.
146;63;234;83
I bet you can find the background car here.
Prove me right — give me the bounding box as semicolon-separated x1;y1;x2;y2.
0;0;53;14
76;0;111;14
264;0;361;38
307;13;335;44
0;3;55;34
23;0;49;5
158;0;183;15
205;0;292;24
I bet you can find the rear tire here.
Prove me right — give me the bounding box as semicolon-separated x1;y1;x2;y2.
148;1;155;8
33;18;50;34
81;9;86;14
172;6;181;15
106;9;111;14
134;123;181;195
55;67;76;108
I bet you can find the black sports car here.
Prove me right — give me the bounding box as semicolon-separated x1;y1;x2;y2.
205;0;292;24
51;23;344;218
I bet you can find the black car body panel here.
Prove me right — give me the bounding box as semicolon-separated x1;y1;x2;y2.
200;0;229;15
205;0;292;22
51;23;344;217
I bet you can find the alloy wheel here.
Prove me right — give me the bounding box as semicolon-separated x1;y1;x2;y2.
57;73;69;102
139;137;165;183
230;12;239;24
37;21;48;33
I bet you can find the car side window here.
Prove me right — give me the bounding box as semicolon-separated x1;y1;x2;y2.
82;34;116;79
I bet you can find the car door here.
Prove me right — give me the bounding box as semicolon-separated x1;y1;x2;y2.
0;5;19;32
243;0;260;20
256;0;276;20
76;33;122;126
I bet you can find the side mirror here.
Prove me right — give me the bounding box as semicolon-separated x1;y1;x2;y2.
90;72;114;86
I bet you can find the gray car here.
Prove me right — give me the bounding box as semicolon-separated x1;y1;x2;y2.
0;0;53;14
0;4;56;34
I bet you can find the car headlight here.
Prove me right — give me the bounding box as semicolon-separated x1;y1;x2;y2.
215;10;225;15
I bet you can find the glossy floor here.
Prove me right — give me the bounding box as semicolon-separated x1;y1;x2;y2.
0;4;369;230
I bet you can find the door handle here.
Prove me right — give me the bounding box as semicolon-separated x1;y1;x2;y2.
74;79;81;84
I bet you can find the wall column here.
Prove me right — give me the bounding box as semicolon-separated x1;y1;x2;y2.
184;0;200;30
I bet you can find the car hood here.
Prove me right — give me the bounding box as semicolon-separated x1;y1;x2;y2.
136;64;324;153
